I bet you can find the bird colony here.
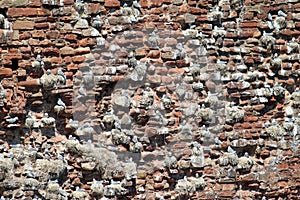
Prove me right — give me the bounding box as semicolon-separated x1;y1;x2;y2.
0;0;299;199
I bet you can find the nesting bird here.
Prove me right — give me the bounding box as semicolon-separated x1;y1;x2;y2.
91;179;104;196
75;122;94;140
6;116;18;124
161;94;172;110
65;119;79;130
74;0;85;14
163;152;177;168
40;69;57;88
273;82;285;97
190;141;204;168
130;135;143;153
287;37;299;54
260;31;276;50
212;26;226;38
270;53;282;70
237;152;253;171
40;113;56;128
225;102;245;123
273;15;286;31
175;43;187;60
278;10;287;17
175;176;195;196
111;129;130;146
208;6;223;23
0;14;5;28
147;31;159;49
54;98;67;115
56;69;66;85
91;15;104;29
292;87;300;106
78;85;87;98
25;111;37;131
0;82;6;107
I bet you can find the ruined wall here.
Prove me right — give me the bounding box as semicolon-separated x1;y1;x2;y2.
0;0;300;199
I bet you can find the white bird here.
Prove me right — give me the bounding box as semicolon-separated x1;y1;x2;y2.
78;85;87;96
267;21;274;29
36;54;42;62
6;116;18;124
278;10;287;17
271;119;277;126
197;31;209;38
132;135;138;143
40;113;55;128
176;43;183;50
91;15;103;29
178;176;188;182
66;119;79;130
267;13;272;21
25;111;36;130
285;106;294;117
0;14;5;27
227;146;236;154
133;0;141;8
215;137;222;145
263;30;273;36
57;69;66;84
57;98;66;109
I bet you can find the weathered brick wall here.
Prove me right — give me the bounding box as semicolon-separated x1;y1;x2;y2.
0;0;300;199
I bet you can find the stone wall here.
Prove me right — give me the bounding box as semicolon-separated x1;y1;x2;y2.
0;0;300;199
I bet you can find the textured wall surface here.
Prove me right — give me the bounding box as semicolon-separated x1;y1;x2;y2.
0;0;300;199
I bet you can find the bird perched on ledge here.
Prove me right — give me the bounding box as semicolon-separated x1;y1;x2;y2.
54;98;67;116
40;113;56;128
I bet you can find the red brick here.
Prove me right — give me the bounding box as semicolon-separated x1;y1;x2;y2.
239;28;259;38
240;21;258;28
67;63;78;71
65;34;77;41
19;47;31;54
3;54;22;60
281;29;300;37
74;47;90;55
31;30;45;38
44;47;60;56
46;30;60;39
139;0;151;7
19;32;32;40
51;57;63;64
196;15;208;22
150;0;163;6
0;68;13;78
168;68;185;75
150;7;163;15
78;38;96;47
104;0;120;7
72;56;85;63
64;0;74;5
39;39;52;46
147;50;160;59
13;21;35;30
190;7;206;14
8;8;50;17
87;3;106;15
18;79;41;87
223;39;234;47
35;22;49;29
187;0;197;6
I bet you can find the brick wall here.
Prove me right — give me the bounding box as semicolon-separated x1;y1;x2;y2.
0;0;299;199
